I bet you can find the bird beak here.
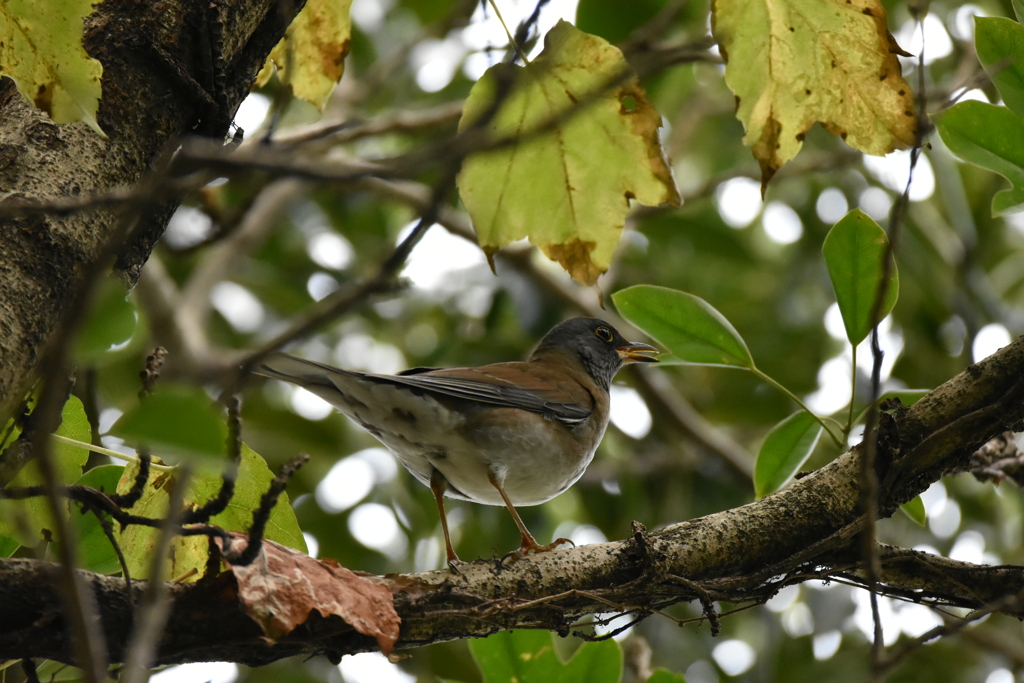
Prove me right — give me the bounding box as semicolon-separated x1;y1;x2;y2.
617;341;660;363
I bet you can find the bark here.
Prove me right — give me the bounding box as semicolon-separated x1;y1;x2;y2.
2;333;1023;666
0;0;303;444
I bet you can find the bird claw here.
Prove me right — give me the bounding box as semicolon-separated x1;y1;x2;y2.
502;537;575;564
446;558;464;574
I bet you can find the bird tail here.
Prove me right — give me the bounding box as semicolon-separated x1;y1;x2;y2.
252;352;348;391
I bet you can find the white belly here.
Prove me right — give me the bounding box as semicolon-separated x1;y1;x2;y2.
305;378;601;506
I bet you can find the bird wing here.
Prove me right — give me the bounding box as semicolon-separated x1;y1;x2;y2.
378;363;594;424
255;354;593;424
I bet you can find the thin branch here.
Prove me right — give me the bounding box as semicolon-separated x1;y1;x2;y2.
220;454;309;566
182;397;242;525
266;100;465;148
178;178;308;331
862;8;932;672
120;467;190;683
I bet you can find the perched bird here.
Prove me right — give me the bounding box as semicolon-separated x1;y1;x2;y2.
254;318;658;567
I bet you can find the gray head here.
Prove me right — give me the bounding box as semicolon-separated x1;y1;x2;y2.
532;318;659;389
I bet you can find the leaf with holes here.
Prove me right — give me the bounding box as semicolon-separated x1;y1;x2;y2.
115;443;306;581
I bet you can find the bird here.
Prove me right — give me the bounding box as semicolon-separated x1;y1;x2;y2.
253;317;659;567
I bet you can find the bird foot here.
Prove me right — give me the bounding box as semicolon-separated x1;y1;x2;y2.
446;558;464;574
502;537;575;564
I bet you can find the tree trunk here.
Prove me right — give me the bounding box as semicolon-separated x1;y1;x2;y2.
0;0;303;444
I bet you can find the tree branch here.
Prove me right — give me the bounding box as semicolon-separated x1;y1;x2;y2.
2;333;1023;666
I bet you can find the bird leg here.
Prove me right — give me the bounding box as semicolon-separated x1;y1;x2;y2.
487;470;573;563
430;468;462;571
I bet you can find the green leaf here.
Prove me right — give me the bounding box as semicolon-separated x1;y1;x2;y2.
613;285;754;367
470;630;622;683
976;17;1024;118
76;278;138;362
68;465;125;574
398;0;456;25
0;396;91;546
754;411;824;498
458;21;679;286
576;0;668;45
200;443;307;554
1014;0;1024;24
0;535;18;557
901;495;926;526
32;661;83;682
115;443;305;581
648;670;687;683
822;209;899;345
935;100;1024;216
111;385;228;462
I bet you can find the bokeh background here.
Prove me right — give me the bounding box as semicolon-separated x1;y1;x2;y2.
74;0;1024;680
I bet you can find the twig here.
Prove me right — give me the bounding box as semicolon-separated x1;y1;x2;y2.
21;659;40;683
138;347;168;399
228;115;472;390
267;100;465;148
862;8;931;673
31;375;109;683
78;368;103;447
177;178;307;335
183;397;242;524
667;574;721;636
876;589;1024;675
220;454;309;566
81;496;134;597
120;466;191;683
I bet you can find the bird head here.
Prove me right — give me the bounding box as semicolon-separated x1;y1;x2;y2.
532;318;659;389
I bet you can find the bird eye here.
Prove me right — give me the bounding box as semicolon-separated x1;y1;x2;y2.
595;326;613;342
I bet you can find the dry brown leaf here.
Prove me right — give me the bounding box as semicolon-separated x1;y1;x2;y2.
216;534;400;655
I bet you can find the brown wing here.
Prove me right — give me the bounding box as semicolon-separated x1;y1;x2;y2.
368;361;594;425
255;353;594;425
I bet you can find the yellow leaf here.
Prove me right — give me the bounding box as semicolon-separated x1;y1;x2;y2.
256;0;353;111
0;0;104;135
712;0;917;191
457;21;680;287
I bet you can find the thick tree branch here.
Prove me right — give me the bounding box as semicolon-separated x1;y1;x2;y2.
2;333;1023;666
